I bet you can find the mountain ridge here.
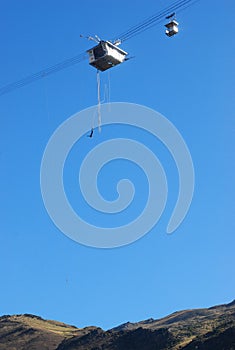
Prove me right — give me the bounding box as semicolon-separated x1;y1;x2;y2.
0;300;234;350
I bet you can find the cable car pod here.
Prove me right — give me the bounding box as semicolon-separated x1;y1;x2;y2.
165;19;179;37
87;41;128;71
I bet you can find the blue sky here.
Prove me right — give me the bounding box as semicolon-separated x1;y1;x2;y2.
0;0;234;330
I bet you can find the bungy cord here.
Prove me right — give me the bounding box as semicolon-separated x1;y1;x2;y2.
97;70;101;132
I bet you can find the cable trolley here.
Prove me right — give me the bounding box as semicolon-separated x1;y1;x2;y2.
87;40;128;72
165;12;179;37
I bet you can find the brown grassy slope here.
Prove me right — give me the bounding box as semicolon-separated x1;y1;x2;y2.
0;300;234;350
58;300;235;350
0;314;98;350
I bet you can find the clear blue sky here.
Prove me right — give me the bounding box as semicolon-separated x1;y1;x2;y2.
0;0;234;330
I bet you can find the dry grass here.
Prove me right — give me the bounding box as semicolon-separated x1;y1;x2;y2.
9;315;86;338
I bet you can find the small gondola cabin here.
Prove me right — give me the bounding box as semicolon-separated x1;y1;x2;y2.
87;41;128;71
165;20;179;37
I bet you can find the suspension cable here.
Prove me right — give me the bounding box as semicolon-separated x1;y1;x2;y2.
115;0;195;42
0;0;200;97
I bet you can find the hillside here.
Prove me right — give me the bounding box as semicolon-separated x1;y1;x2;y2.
0;301;234;350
